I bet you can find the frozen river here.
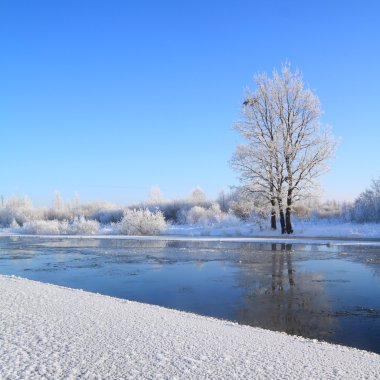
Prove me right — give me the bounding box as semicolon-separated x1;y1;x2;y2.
0;236;379;353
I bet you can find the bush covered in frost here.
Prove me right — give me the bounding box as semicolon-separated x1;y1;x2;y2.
19;217;99;235
67;217;100;235
184;203;234;225
116;209;166;235
142;186;212;223
77;202;124;224
22;220;63;235
0;197;44;227
227;189;269;220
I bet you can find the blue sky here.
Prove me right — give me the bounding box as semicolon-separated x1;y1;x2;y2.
1;0;379;205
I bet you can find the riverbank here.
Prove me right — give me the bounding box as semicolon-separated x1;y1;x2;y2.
1;230;380;246
164;220;380;239
0;275;379;379
1;219;379;242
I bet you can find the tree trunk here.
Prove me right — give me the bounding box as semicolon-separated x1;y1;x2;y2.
285;189;293;234
270;197;277;230
277;198;286;234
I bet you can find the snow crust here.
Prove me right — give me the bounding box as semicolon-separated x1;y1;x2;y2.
0;275;379;379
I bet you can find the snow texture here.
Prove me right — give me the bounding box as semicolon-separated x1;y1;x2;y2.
0;275;379;379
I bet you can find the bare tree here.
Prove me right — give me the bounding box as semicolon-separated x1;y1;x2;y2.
231;64;336;234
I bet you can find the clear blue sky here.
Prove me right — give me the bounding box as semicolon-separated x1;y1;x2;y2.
1;0;379;205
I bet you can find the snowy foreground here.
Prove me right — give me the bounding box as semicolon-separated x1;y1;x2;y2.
1;275;379;379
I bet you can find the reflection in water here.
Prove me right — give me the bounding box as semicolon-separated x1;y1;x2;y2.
236;243;337;339
271;243;295;290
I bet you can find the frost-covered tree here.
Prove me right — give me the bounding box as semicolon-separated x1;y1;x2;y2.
73;192;80;209
273;65;336;233
147;185;164;205
351;177;380;223
217;189;228;213
231;74;286;231
232;64;336;234
0;196;42;227
53;191;63;211
188;187;206;205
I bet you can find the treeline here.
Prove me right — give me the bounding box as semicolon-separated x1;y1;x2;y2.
0;179;379;236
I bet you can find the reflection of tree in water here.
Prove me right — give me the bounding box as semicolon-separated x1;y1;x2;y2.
271;244;295;290
235;243;337;340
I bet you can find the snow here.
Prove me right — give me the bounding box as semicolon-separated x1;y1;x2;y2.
1;232;380;247
1;215;380;241
164;220;380;239
1;230;380;248
0;275;379;379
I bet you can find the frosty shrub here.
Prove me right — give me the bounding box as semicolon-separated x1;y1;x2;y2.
79;202;124;224
0;197;44;227
45;191;74;221
68;217;99;235
293;203;312;219
185;204;221;225
216;189;230;213
45;209;73;221
228;191;269;221
188;187;207;206
185;206;208;224
184;203;240;227
292;200;344;220
90;208;124;224
313;201;343;219
19;217;99;235
248;211;268;230
22;220;62;235
160;201;186;223
117;209;166;235
10;219;20;228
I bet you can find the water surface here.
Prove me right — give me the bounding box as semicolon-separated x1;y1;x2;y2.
0;236;379;353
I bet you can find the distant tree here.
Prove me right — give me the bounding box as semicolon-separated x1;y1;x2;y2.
232;64;337;233
53;191;63;211
148;185;164;205
73;192;80;209
189;187;206;205
217;189;228;213
351;176;380;223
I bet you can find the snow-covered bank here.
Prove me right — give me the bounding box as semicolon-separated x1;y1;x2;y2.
0;275;379;379
1;230;380;247
1;219;380;242
1;231;380;247
164;220;380;239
